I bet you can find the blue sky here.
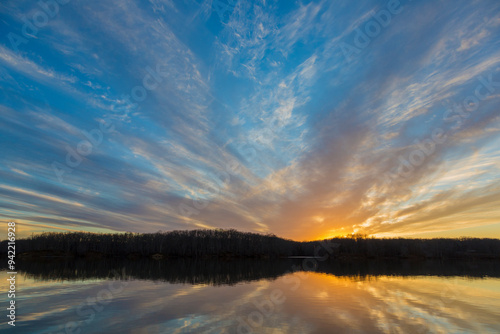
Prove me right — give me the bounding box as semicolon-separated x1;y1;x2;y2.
1;0;500;240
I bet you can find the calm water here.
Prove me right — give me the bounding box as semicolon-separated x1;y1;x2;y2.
1;259;500;333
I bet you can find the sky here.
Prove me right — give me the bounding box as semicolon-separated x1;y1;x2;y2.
0;0;499;241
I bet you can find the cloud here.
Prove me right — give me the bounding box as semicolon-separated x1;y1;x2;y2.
1;0;500;240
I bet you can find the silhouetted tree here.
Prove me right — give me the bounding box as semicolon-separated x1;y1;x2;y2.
1;230;499;260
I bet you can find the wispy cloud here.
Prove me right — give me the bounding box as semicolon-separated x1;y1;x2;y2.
1;0;500;240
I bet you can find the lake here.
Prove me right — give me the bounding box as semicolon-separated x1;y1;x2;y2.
1;259;500;333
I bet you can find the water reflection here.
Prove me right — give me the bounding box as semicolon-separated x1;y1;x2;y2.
12;258;500;283
1;259;499;334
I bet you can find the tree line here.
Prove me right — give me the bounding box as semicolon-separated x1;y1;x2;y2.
1;229;499;259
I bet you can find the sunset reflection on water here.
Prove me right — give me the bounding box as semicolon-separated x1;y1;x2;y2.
1;262;500;334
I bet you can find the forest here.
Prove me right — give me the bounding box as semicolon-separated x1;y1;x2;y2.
2;229;500;260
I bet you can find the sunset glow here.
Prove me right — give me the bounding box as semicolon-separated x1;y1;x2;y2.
1;0;500;241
